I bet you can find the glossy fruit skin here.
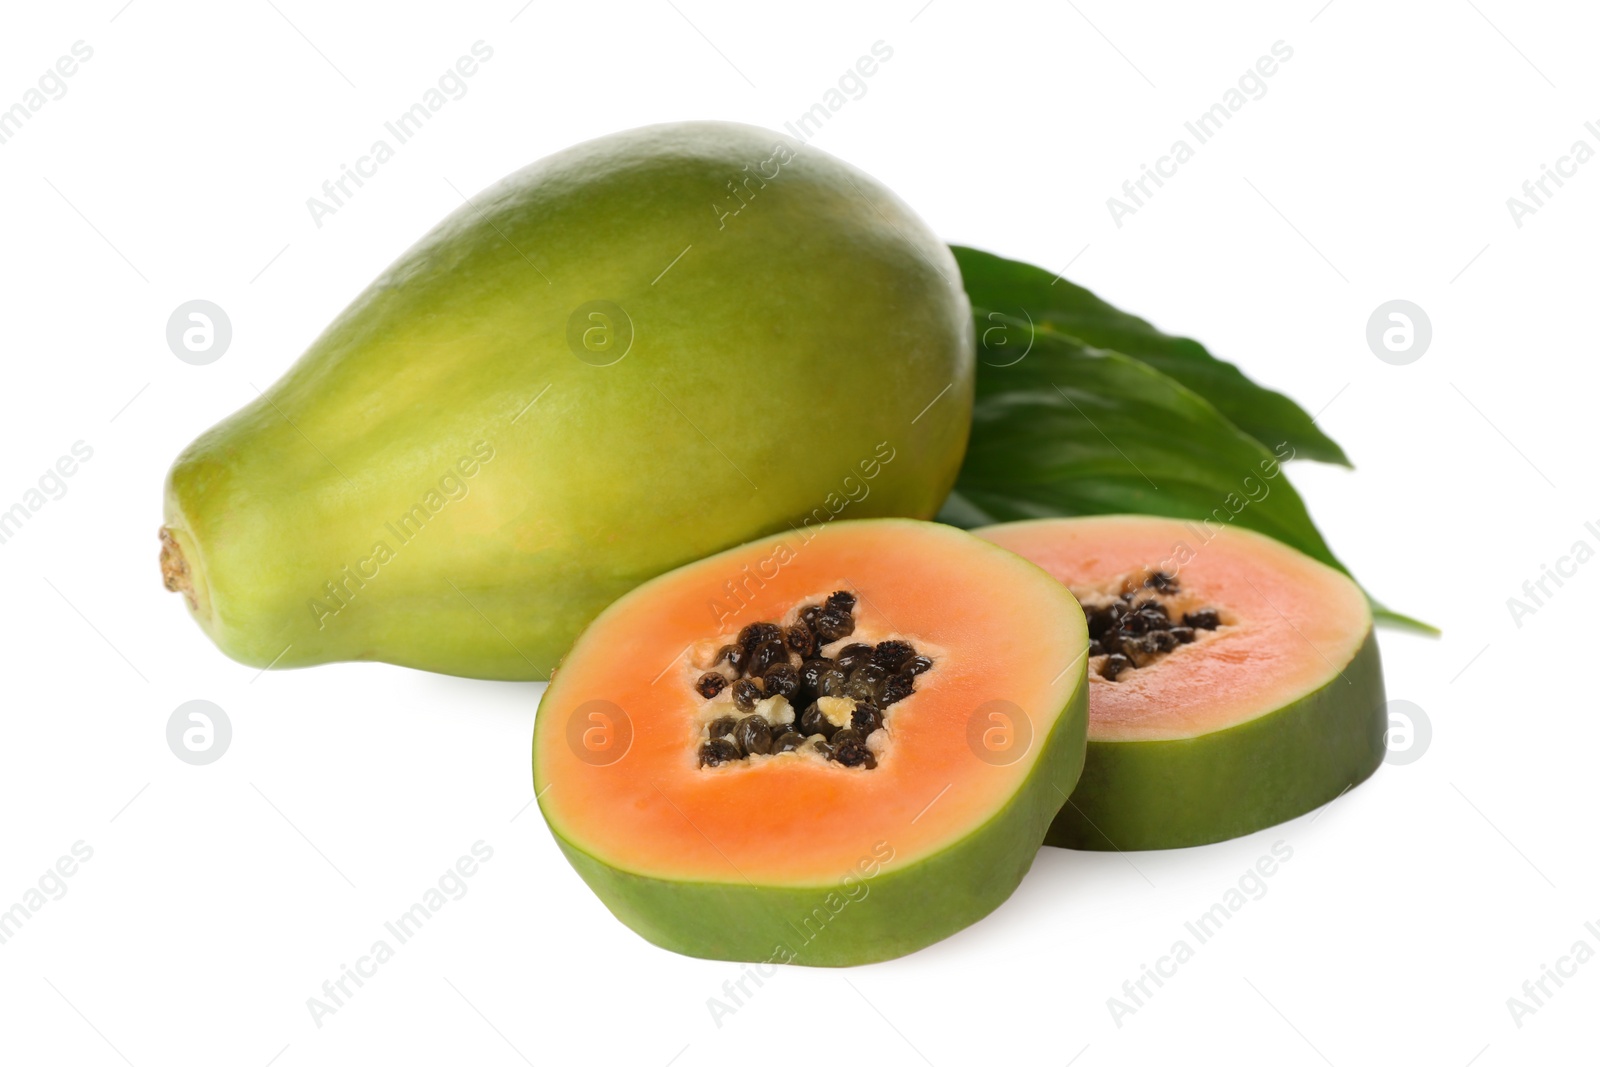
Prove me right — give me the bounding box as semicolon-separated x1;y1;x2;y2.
161;122;974;678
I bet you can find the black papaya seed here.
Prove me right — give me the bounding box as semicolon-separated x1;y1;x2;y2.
1145;630;1179;654
1121;636;1158;668
870;640;915;673
1170;626;1196;644
903;655;933;676
851;663;889;688
825;590;857;614
812;609;855;643
785;623;817;659
844;678;878;704
698;738;740;767
738;622;782;657
850;703;884;735
695;672;728;699
771;730;805;754
734;715;772;756
833;642;874;674
749;639;787;677
1145;570;1178;593
828;732;873;768
1121;607;1165;635
818;668;849;699
708;715;739;741
1088;639;1105;657
762;662;800;701
799;658;833;688
732;678;762;711
880;673;915;706
796;658;833;703
715;643;748;675
1100;653;1134;681
799;703;837;739
1085;606;1116;638
1183;608;1221;630
849;677;885;705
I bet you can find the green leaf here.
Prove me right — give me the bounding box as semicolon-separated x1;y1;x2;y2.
951;245;1352;467
941;315;1344;566
1370;606;1441;637
940;315;1433;634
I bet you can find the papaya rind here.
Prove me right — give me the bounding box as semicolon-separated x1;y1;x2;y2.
544;678;1087;967
1048;627;1386;851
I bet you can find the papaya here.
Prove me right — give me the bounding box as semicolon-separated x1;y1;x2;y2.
533;519;1089;965
159;122;974;679
977;515;1387;850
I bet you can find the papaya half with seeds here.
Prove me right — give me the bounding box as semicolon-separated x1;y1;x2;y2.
978;515;1388;851
533;519;1089;965
160;122;974;679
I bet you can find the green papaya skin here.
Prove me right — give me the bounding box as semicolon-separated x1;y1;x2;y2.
1049;630;1387;851
161;122;974;679
551;683;1087;966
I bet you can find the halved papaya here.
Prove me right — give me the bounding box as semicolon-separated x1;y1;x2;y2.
977;515;1386;851
532;519;1089;965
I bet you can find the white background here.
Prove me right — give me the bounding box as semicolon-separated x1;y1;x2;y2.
0;1;1592;1064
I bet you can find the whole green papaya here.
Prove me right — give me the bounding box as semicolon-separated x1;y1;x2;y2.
161;122;973;679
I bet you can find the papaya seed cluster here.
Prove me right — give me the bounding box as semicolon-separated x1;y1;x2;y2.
1084;570;1224;681
693;591;932;769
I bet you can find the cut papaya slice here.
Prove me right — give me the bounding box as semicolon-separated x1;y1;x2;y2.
532;519;1088;965
977;515;1386;851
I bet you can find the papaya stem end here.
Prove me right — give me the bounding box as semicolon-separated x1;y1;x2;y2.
160;526;196;610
